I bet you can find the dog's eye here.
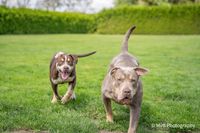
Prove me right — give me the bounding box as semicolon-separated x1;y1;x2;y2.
61;58;64;62
131;79;136;83
117;78;122;82
67;58;71;62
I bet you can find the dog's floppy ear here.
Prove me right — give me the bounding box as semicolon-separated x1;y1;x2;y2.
69;54;78;64
110;67;120;77
134;67;149;76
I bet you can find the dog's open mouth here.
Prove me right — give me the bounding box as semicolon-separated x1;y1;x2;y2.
61;70;70;80
121;97;131;105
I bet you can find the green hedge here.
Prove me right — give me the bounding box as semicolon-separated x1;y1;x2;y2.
0;5;200;34
97;5;200;34
0;7;96;34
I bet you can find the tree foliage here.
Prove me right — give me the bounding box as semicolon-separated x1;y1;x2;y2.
0;0;93;13
115;0;200;6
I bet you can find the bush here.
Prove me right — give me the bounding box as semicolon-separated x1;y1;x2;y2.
97;5;200;34
0;5;200;34
0;7;96;34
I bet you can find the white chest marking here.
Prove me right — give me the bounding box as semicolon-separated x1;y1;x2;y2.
51;76;75;84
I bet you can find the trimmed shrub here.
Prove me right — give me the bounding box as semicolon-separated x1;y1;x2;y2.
0;7;96;34
97;5;200;34
0;5;200;34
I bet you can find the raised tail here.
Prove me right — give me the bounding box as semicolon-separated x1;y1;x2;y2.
75;51;96;58
121;25;136;52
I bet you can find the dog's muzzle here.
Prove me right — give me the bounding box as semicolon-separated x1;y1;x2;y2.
60;67;70;80
119;88;132;105
119;97;132;105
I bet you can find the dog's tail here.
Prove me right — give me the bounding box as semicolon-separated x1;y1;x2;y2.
121;25;136;52
76;51;96;58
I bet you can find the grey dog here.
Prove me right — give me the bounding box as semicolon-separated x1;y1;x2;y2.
50;51;96;104
101;26;148;133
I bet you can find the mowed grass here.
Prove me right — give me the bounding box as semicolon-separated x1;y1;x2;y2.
0;34;199;133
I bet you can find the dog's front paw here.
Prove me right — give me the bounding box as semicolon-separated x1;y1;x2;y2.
128;127;136;133
61;96;70;104
106;114;113;123
106;118;114;123
51;97;58;104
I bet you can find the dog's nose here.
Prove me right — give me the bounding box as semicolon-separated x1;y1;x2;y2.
64;66;69;71
124;88;131;94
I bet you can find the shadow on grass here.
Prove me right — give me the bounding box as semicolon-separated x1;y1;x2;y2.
60;92;93;111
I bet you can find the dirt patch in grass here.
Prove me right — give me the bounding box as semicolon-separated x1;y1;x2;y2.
9;130;49;133
99;130;124;133
10;130;122;133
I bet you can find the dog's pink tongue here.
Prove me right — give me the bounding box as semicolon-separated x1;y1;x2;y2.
61;72;68;80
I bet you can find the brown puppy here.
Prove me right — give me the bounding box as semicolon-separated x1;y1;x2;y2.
50;51;96;104
101;26;148;133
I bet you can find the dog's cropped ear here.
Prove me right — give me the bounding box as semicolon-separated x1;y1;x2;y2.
69;55;78;64
134;67;149;76
110;67;120;77
55;52;64;59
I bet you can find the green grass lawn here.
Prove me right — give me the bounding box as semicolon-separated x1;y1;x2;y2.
0;34;199;133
